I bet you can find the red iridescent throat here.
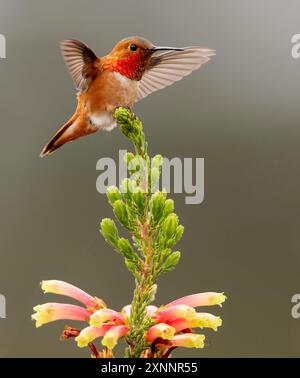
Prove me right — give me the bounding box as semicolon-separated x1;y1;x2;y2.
104;54;145;80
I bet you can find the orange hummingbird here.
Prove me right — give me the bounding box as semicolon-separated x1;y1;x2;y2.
40;37;214;157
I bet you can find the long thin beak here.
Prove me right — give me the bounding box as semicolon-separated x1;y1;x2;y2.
151;46;184;52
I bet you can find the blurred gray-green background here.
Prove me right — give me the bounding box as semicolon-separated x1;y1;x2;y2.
1;0;300;357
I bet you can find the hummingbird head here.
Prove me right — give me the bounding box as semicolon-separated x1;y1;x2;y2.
103;37;183;80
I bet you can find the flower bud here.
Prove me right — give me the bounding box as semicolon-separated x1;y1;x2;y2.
162;251;181;272
124;258;140;278
100;218;119;246
163;213;179;239
174;225;184;243
163;199;174;217
106;186;121;205
115;108;142;142
117;238;136;260
148;284;158;303
113;200;129;228
132;188;146;214
150;191;167;226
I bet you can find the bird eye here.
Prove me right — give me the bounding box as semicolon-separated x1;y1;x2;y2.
129;44;138;52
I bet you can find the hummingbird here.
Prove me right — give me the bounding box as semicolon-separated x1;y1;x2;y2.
40;37;214;157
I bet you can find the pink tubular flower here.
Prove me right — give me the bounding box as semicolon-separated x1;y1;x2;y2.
154;304;196;323
121;305;132;318
41;280;106;310
75;324;114;347
167;318;191;333
89;308;124;327
170;333;205;349
168;312;222;332
166;292;226;308
145;323;176;342
146;305;158;316
32;303;90;328
102;325;129;350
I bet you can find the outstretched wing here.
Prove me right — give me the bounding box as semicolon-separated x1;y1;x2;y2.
60;39;98;92
136;47;215;102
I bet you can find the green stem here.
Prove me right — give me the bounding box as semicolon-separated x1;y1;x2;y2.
114;108;155;357
126;224;157;357
112;108;183;358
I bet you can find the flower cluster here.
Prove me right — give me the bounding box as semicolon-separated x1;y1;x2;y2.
32;280;226;358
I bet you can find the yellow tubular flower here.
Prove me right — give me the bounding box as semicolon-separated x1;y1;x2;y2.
101;325;128;350
75;324;113;348
171;333;205;348
191;313;222;331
